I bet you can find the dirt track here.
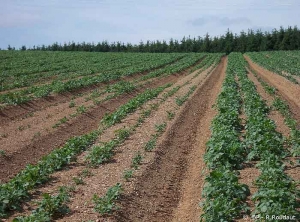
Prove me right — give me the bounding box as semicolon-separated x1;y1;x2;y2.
114;57;226;222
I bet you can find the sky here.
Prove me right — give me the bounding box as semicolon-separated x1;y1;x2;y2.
0;0;300;49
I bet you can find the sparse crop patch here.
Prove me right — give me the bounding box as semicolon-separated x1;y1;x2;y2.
93;183;122;215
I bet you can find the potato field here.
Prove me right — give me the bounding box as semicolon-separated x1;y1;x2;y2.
0;51;299;221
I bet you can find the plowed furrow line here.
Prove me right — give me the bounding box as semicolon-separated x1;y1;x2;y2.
114;57;226;222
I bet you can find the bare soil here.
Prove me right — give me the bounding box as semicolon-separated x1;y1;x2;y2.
247;70;290;137
113;57;227;222
237;67;300;222
245;55;300;122
0;56;193;123
3;61;216;221
0;74;179;182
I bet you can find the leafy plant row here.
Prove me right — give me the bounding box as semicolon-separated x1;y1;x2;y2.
0;53;206;105
91;78;199;216
0;83;172;218
201;53;250;222
235;52;299;220
140;53;206;81
0;132;98;218
101;83;171;127
246;51;299;84
0;52;185;91
12;187;70;222
0;53;189;105
189;53;223;74
249;66;300;157
12;81;186;220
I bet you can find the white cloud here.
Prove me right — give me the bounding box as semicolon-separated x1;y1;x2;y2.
0;0;300;48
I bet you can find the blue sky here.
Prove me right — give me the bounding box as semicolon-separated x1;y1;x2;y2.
1;0;300;49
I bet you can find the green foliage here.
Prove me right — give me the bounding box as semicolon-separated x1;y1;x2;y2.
69;100;75;108
200;169;250;222
247;51;300;83
144;136;157;152
166;111;175;120
53;116;69;128
232;52;299;218
76;105;87;114
155;123;166;133
93;183;122;215
102;84;171;126
131;152;143;169
0;150;6;157
13;187;70;222
0;132;98;217
80;169;93;178
123;170;134;181
175;86;196;106
114;128;131;143
162;86;180;99
106;81;136;95
85;141;116;167
0;52;187;104
73;177;85;185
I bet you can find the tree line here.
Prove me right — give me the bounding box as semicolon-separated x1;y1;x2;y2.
7;26;300;54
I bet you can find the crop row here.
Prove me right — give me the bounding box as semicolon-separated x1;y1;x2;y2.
0;52;184;89
7;58;214;221
0;54;204;105
248;66;300;157
201;53;249;221
246;51;299;83
0;82;173;218
235;53;299;220
189;53;223;74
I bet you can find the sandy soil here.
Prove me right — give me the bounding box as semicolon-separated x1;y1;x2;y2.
244;55;300;122
113;57;227;222
236;66;300;222
3;59;215;221
0;74;179;182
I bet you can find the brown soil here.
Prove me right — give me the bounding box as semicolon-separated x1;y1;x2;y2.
0;72;164;159
237;66;300;222
0;74;180;183
4;62;216;221
0;56;184;95
0;57;207;183
282;71;300;84
247;70;290;137
171;57;227;222
0;56;204;124
0;77;134;125
237;161;260;222
113;57;227;222
245;55;300;122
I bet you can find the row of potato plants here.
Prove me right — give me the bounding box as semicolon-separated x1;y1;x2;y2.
248;66;300;158
47;53;212;124
246;51;299;84
201;53;250;221
12;187;70;222
235;52;300;220
92;75;205;216
12;58;212;220
1;54;216;219
64;52;210;127
0;52;184;90
140;53;205;81
189;53;223;74
12;81;186;220
0;54;203;105
0;82;173;218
